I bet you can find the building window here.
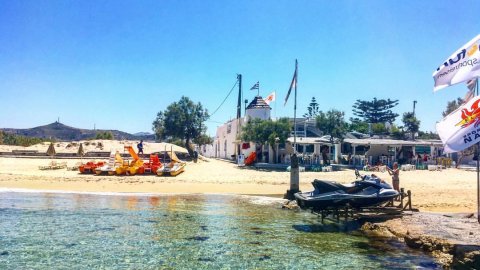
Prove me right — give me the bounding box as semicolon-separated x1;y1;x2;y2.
306;144;314;153
227;123;232;134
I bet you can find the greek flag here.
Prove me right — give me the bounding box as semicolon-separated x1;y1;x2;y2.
250;81;259;90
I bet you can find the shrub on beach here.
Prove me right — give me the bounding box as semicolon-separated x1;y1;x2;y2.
0;131;53;147
96;142;103;149
95;132;114;140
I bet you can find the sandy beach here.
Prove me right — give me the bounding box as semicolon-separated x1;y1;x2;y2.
0;146;477;213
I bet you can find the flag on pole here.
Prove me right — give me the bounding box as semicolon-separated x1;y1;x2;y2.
433;34;480;92
436;96;480;153
250;81;259;90
464;79;477;103
284;59;298;106
465;89;475;103
264;91;276;105
467;78;478;91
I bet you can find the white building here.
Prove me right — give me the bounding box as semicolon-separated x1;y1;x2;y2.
210;96;271;160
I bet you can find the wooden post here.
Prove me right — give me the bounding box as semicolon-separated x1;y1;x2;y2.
407;190;412;211
399;188;405;209
284;153;300;199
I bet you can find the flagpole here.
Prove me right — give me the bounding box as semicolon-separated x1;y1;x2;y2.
294;60;298;153
275;91;277;119
477;78;479;223
285;59;299;200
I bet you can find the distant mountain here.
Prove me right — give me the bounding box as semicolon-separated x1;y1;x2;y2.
133;132;154;136
1;122;156;141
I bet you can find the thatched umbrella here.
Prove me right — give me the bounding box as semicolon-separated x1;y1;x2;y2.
46;142;56;158
77;143;85;161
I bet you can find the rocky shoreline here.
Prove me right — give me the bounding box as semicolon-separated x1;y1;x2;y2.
282;200;480;269
360;212;480;269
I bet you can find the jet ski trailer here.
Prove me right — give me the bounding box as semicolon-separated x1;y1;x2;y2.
294;171;414;222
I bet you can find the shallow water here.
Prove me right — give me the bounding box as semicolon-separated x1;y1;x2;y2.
0;191;439;269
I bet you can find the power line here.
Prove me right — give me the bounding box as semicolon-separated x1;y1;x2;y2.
210;80;238;117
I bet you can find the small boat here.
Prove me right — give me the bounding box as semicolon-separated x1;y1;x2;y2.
157;147;186;176
140;154;162;175
79;161;105;174
295;172;399;210
95;150;123;175
116;146;144;175
157;162;186;176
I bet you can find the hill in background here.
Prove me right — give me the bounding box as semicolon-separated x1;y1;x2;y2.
1;122;155;141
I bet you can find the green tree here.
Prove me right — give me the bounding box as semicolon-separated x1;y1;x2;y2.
352;98;399;123
194;134;213;147
402;112;420;140
303;97;320;118
0;131;51;146
241;118;291;163
442;97;464;117
417;131;440;140
315;109;347;143
348;118;369;134
95;131;113;140
152;96;209;155
371;123;387;134
390;125;405;140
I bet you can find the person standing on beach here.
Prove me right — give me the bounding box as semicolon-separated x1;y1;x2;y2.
387;162;400;192
137;140;144;154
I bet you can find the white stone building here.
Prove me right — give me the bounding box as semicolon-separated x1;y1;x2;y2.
208;96;271;160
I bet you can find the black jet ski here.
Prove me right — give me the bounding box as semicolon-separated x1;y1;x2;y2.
294;170;399;210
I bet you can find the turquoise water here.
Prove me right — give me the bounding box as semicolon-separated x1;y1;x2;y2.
0;191;438;269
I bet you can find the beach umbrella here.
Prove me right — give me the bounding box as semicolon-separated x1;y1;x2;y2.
46;142;56;158
77;143;85;161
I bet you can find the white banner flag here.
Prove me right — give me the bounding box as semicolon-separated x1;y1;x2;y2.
436;96;480;153
264;91;276;105
433;34;480;92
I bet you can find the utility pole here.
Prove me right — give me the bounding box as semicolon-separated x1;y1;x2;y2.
237;74;242;119
412;100;417;141
236;74;242;158
413;100;417;117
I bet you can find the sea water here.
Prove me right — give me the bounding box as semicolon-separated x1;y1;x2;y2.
0;191;439;269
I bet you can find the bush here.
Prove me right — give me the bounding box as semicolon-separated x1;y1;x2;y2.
95;132;114;140
0;131;53;147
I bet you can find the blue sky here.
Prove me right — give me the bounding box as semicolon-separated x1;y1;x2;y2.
0;0;479;136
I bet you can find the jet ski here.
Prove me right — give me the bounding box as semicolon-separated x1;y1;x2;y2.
295;170;399;210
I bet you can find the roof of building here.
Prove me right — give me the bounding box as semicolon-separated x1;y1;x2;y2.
287;136;336;145
344;138;444;147
246;96;271;109
287;136;444;147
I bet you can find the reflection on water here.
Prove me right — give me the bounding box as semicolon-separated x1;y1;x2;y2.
0;192;439;269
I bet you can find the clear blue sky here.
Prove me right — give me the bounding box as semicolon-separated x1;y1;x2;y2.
0;0;479;136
